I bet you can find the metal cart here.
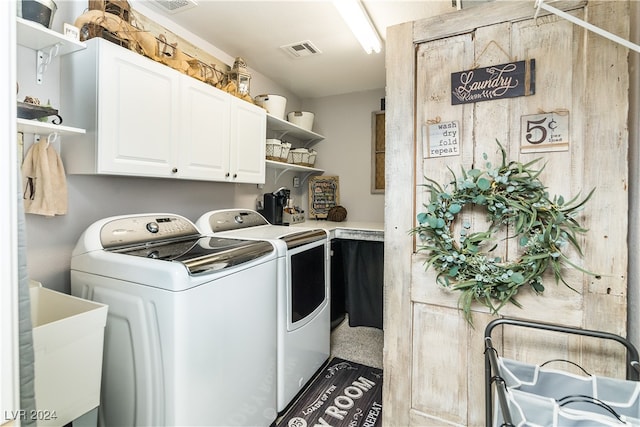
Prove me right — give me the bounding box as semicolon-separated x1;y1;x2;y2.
485;318;640;426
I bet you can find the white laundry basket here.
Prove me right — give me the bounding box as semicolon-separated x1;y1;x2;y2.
255;94;287;120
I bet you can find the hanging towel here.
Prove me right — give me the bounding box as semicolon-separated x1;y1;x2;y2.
21;138;68;216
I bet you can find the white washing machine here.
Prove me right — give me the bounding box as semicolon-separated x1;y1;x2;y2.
70;213;278;426
196;209;330;412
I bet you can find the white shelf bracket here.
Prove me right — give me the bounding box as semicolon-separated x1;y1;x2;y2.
36;43;60;85
301;172;316;185
274;167;293;184
534;0;640;53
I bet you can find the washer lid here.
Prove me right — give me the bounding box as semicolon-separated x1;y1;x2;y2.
110;236;274;275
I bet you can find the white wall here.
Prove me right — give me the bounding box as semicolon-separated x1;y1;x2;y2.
18;1;383;293
302;90;385;222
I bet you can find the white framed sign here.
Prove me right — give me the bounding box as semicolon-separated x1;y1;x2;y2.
426;120;460;158
64;23;80;41
520;112;569;153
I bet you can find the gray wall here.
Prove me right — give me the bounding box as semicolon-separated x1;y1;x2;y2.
303;90;385;223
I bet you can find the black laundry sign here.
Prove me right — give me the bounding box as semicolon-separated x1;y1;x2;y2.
451;59;535;105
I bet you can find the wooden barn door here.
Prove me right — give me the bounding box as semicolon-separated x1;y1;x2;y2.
384;2;630;426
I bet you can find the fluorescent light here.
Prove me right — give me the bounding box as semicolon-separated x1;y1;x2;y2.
333;0;382;54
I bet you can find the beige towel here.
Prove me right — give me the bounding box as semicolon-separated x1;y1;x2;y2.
21;139;68;216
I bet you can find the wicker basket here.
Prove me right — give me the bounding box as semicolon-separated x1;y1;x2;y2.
266;139;283;161
280;142;291;162
307;149;317;167
288;148;310;166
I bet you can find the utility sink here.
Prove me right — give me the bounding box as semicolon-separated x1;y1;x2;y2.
30;281;108;426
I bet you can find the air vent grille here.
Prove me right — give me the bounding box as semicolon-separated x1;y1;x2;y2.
280;40;322;59
153;0;197;14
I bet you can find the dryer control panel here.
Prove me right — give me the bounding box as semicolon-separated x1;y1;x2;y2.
100;215;199;249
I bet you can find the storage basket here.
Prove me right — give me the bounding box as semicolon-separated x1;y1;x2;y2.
266;139;283;161
307;149;317;167
280;142;292;162
495;357;640;424
288;148;310;166
287;111;314;131
498;388;640;426
485;318;640;427
255;94;287;120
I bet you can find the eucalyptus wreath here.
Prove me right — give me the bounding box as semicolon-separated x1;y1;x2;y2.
413;142;595;324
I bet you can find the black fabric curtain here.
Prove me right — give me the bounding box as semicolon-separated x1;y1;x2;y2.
339;239;384;330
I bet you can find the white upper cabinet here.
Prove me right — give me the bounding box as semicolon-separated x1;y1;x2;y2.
230;97;266;183
179;75;230;181
96;40;179;177
61;38;266;183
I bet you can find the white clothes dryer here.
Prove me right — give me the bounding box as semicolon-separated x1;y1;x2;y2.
196;209;330;412
71;213;278;426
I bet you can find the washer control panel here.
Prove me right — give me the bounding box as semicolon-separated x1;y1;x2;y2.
206;210;269;232
100;215;199;249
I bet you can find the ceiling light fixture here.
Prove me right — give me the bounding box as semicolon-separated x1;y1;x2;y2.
332;0;382;54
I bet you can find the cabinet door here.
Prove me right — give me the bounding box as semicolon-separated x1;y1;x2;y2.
97;40;179;177
229;97;266;184
179;76;230;180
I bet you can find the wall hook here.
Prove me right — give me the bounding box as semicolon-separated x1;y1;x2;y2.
46;132;59;148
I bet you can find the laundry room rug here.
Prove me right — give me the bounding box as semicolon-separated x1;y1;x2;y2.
276;357;383;427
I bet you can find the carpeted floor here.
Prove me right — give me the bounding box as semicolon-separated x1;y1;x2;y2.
330;316;383;369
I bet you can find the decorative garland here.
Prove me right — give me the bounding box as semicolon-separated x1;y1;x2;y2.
413;142;594;324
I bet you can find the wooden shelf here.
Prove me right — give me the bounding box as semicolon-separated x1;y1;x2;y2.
17;17;85;55
17;118;86;136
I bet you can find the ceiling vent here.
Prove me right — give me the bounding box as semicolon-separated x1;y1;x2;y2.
280;40;322;59
151;0;197;14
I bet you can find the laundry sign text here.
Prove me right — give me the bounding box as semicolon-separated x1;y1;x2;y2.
451;59;535;105
426;120;460;158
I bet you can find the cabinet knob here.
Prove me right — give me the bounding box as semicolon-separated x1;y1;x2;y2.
225;172;230;177
172;167;178;173
233;173;238;178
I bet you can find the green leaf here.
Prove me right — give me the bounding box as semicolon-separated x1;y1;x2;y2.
510;273;525;284
449;203;462;214
477;177;491;191
531;282;545;293
468;169;482;178
473;195;487;205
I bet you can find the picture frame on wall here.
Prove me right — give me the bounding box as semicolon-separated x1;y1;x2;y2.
308;176;339;219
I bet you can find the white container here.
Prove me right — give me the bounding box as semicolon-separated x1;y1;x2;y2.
280;142;292;162
288;148;310;166
287;111;315;131
307;149;317;167
266;138;283;160
254;94;287;120
30;282;108;426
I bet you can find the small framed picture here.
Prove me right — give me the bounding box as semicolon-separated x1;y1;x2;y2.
308;176;340;219
64;23;80;41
